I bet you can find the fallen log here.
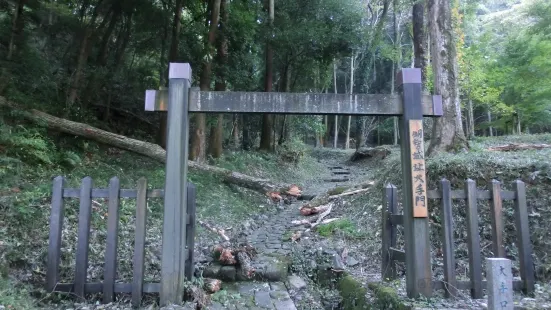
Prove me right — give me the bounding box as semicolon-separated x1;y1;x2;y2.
488;143;551;152
0;97;292;195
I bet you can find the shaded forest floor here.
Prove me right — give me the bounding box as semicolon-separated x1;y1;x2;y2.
2;134;551;309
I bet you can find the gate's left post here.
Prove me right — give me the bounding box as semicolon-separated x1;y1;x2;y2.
160;63;191;306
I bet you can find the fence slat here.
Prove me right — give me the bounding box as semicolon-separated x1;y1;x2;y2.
490;179;505;258
46;176;65;292
512;180;535;294
439;179;457;297
185;183;197;281
103;177;121;303
74;177;93;298
132;178;148;307
381;184;398;280
465;179;483;299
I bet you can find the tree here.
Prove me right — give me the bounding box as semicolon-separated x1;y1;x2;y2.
190;0;222;162
208;0;229;158
259;0;274;151
426;0;468;156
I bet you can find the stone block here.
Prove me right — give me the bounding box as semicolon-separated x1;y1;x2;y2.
486;258;513;310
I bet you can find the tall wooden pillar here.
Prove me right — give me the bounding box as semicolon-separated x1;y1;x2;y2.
397;68;432;298
160;63;192;306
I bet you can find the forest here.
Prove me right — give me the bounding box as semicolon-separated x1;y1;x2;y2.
1;0;549;162
1;0;551;309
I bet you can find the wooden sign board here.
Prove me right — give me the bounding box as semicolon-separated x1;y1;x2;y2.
409;120;428;218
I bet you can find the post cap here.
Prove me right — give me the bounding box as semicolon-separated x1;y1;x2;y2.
397;68;422;86
169;63;192;81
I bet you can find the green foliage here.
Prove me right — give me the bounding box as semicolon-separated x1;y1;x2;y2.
316;218;364;239
0;277;37;310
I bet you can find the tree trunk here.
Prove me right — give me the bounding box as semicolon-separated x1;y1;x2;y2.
0;97;294;195
159;0;184;149
333;59;338;148
392;0;403;145
345;55;355;150
487;108;493;136
426;0;468;156
7;0;28;61
232;114;241;149
259;0;274;152
466;98;475;139
97;5;121;66
191;0;221;161
66;1;105;109
208;0;228;158
412;0;427;85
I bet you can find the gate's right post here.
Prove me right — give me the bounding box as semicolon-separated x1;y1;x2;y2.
397;68;432;298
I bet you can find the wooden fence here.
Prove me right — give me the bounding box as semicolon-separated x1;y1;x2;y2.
46;176;197;307
381;178;535;298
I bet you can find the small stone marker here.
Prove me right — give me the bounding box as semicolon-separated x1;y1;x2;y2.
486;258;513;310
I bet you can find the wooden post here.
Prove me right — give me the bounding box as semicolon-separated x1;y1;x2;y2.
512;180;535;294
439;178;456;297
381;184;397;280
132;178;148;307
103;177;121;303
74;177;93;298
490;179;505;258
46;176;65;292
465;179;483;299
160;63;192;306
397;68;432;298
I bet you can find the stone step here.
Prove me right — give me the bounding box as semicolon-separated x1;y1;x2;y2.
324;177;350;182
201;255;290;283
331;170;350;175
208;282;297;310
329;166;346;170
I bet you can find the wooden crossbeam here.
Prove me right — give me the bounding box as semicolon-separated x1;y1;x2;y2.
145;88;443;116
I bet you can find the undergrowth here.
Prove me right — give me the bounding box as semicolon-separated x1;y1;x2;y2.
0;120;327;308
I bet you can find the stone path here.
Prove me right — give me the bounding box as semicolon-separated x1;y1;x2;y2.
208;281;298;310
200;164;355;309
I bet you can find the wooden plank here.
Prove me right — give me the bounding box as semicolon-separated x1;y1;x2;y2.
381;184;398;280
160;63;191;306
439;179;457;297
465;179;483;299
409;120;428;218
63;188;164;198
46;176;65;292
53;282;161;294
512;180;535;294
132;178;148;307
185;183;197;281
74;177;93;298
103;177;121;303
145;88;443;116
426;189;516;200
490;180;505;258
431;280;524;292
397;68;432;298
